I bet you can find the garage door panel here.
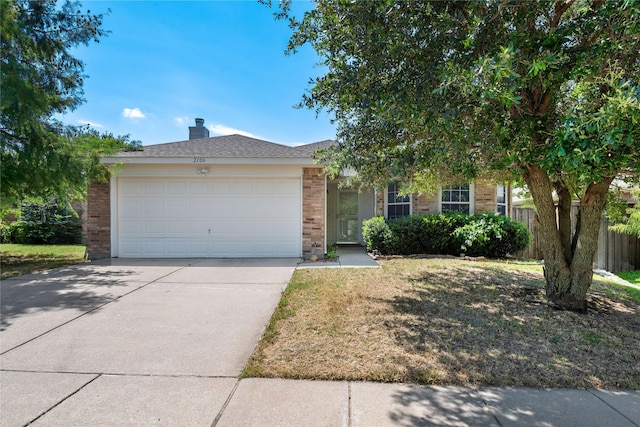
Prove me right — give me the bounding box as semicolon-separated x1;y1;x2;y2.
121;180;143;195
165;202;186;217
254;182;275;193
120;199;143;216
145;181;165;194
118;178;302;258
166;241;188;256
144;220;164;234
186;221;208;235
120;219;141;233
166;181;188;194
165;221;187;234
277;181;300;193
143;240;165;256
233;182;253;194
188;199;210;213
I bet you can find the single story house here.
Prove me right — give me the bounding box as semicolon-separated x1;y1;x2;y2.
87;119;511;259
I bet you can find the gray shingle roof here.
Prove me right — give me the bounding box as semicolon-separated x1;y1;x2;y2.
115;134;337;159
292;139;337;157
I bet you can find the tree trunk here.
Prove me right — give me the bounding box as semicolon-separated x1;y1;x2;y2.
523;165;612;312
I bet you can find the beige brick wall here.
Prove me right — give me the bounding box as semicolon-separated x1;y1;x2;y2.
474;183;498;213
413;193;439;214
86;181;111;260
302;167;325;257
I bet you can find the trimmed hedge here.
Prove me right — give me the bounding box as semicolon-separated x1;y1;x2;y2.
363;212;530;258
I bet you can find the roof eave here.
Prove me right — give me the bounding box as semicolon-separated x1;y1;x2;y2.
101;156;322;166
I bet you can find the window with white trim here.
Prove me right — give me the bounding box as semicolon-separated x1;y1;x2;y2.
441;184;471;213
497;185;507;215
386;183;411;219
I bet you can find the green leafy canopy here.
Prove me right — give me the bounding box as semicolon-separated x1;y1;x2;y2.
277;0;640;192
1;0;137;206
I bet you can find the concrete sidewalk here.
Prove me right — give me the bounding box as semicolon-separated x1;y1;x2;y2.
5;375;636;426
215;379;640;427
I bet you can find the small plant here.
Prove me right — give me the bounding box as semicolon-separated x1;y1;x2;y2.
326;245;339;261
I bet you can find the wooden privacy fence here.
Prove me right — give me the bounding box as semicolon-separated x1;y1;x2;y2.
512;205;640;273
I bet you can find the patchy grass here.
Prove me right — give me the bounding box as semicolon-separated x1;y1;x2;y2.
244;258;640;389
0;244;86;279
617;270;640;287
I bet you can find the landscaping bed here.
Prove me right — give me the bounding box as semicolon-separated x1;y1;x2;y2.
244;258;640;389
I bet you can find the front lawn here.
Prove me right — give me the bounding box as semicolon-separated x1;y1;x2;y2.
617;270;640;287
0;244;87;279
244;258;640;389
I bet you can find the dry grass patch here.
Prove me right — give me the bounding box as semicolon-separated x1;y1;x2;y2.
244;258;640;389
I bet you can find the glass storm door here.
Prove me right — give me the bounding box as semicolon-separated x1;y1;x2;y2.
337;190;359;243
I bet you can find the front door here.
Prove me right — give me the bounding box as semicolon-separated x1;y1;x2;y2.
337;190;359;243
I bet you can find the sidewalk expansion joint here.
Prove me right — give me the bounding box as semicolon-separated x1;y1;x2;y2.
478;392;504;427
25;373;101;426
589;390;639;427
211;378;241;426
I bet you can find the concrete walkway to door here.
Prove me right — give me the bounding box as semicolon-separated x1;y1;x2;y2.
1;258;297;426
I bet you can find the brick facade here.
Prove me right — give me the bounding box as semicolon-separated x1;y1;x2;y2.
86;181;111;260
302;167;325;257
413;193;439;214
473;183;498;213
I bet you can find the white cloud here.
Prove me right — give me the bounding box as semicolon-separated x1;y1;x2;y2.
209;124;257;138
122;108;146;119
174;116;190;127
77;119;104;128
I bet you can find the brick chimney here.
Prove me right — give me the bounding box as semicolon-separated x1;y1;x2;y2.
189;118;210;140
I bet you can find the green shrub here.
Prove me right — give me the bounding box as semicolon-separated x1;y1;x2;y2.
421;212;473;254
362;212;530;258
7;197;83;245
363;216;397;254
0;221;13;243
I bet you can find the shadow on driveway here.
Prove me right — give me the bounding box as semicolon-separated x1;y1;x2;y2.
1;268;137;332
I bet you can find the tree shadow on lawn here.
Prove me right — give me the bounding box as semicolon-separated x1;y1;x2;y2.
0;268;139;332
384;266;640;389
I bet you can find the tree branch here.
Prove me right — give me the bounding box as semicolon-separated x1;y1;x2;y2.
550;0;576;29
554;181;573;264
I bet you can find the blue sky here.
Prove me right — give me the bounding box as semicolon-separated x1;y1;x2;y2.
63;1;335;146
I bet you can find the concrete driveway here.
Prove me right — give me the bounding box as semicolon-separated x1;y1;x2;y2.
1;258;297;426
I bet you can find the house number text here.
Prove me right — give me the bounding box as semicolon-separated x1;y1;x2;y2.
193;157;206;163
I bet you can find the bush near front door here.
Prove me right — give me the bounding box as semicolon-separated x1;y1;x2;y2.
363;212;530;258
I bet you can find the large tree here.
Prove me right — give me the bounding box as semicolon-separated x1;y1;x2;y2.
1;0;131;206
276;0;640;311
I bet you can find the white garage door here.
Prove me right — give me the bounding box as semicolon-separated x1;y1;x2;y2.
117;178;301;258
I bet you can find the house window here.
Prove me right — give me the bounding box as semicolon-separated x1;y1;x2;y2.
497;185;507;215
387;183;411;219
441;184;471;213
